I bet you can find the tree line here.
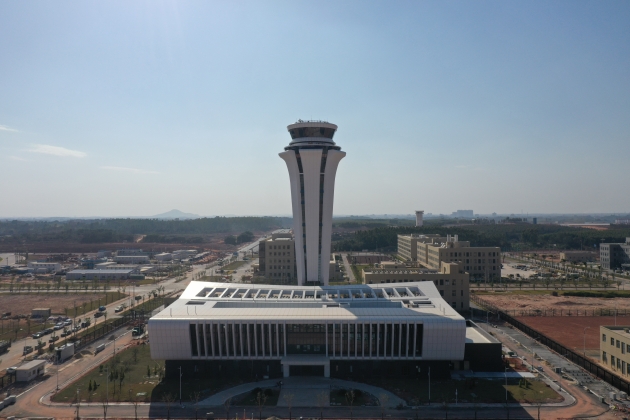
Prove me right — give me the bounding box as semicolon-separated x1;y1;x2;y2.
332;224;630;252
0;217;292;244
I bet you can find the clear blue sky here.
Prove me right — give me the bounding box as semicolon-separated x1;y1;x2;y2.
1;1;629;217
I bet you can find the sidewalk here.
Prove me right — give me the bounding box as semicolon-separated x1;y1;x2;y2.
199;376;405;407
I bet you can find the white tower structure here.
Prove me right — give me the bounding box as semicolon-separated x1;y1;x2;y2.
279;120;345;286
415;210;424;227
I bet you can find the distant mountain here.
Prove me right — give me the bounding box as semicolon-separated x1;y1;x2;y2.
151;209;201;219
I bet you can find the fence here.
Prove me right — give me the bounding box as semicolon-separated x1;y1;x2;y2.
474;307;630;317
471;294;630;395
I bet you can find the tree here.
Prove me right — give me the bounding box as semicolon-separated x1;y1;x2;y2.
316;390;327;420
162;392;175;420
379;393;390;420
256;391;267;420
100;390;109;419
345;390;356;419
132;347;139;363
283;392;295;420
190;391;202;420
130;389;140;420
224;397;232;420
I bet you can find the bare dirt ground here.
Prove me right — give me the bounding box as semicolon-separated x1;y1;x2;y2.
515;316;630;358
479;293;630;313
0;292;115;316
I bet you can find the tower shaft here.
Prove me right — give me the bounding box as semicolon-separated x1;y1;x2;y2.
280;121;345;285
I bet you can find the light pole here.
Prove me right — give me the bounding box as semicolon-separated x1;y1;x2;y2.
583;327;590;356
504;368;508;403
428;366;431;404
76;388;80;420
179;366;183;407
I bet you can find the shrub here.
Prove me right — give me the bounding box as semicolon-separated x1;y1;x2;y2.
251;387;262;395
264;388;273;397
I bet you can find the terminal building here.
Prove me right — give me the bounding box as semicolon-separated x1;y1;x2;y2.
148;280;501;380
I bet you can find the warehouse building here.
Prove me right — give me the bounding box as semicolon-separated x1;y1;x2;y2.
66;269;135;281
148;280;500;380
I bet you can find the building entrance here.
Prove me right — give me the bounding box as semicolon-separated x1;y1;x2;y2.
289;365;325;376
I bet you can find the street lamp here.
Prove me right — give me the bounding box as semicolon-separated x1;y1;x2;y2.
179;366;183;407
504;368;508;403
428;366;431;404
583;327;590;356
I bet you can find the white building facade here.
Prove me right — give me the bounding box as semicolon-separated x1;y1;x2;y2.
149;280;473;379
279;121;345;286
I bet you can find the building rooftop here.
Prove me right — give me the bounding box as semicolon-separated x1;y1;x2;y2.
151;281;463;322
68;269;135;274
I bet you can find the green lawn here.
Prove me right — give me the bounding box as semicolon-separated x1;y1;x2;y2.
52;344;249;403
364;377;561;405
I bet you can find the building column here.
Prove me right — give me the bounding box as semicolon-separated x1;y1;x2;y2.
406;322;410;359
412;324;417;357
246;324;251;358
276;323;280;358
283;322;287;357
254;323;258;357
390;323;394;359
210;323;216;357
332;323;336;358
325;323;329;358
376;324;380;358
398;322;402;358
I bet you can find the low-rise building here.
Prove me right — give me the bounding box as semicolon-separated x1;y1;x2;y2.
172;250;198;260
398;234;501;281
363;262;470;311
155;252;173;262
559;251;595;263
32;308;51;318
600;238;630;271
114;255;150;265
66;269;135;281
117;248;147;256
601;326;630;377
26;262;61;274
16;360;46;382
347;252;392;265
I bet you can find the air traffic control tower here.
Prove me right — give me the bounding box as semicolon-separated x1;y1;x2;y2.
279;120;345;286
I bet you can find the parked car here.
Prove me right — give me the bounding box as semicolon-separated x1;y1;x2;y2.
64;320;73;326
22;345;33;355
53;324;64;330
114;305;124;313
94;311;105;318
60;330;70;337
32;332;43;339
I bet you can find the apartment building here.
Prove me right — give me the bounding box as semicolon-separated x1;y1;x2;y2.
600;326;630;377
398;234;501;281
362;261;469;311
600;238;630;270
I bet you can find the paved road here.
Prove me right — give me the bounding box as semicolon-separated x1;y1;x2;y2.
340;253;356;283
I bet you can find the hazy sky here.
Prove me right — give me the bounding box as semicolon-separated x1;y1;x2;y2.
1;1;629;218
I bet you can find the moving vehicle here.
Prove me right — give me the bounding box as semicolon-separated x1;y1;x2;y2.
98;306;106;312
94;311;106;318
114;305;124;312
